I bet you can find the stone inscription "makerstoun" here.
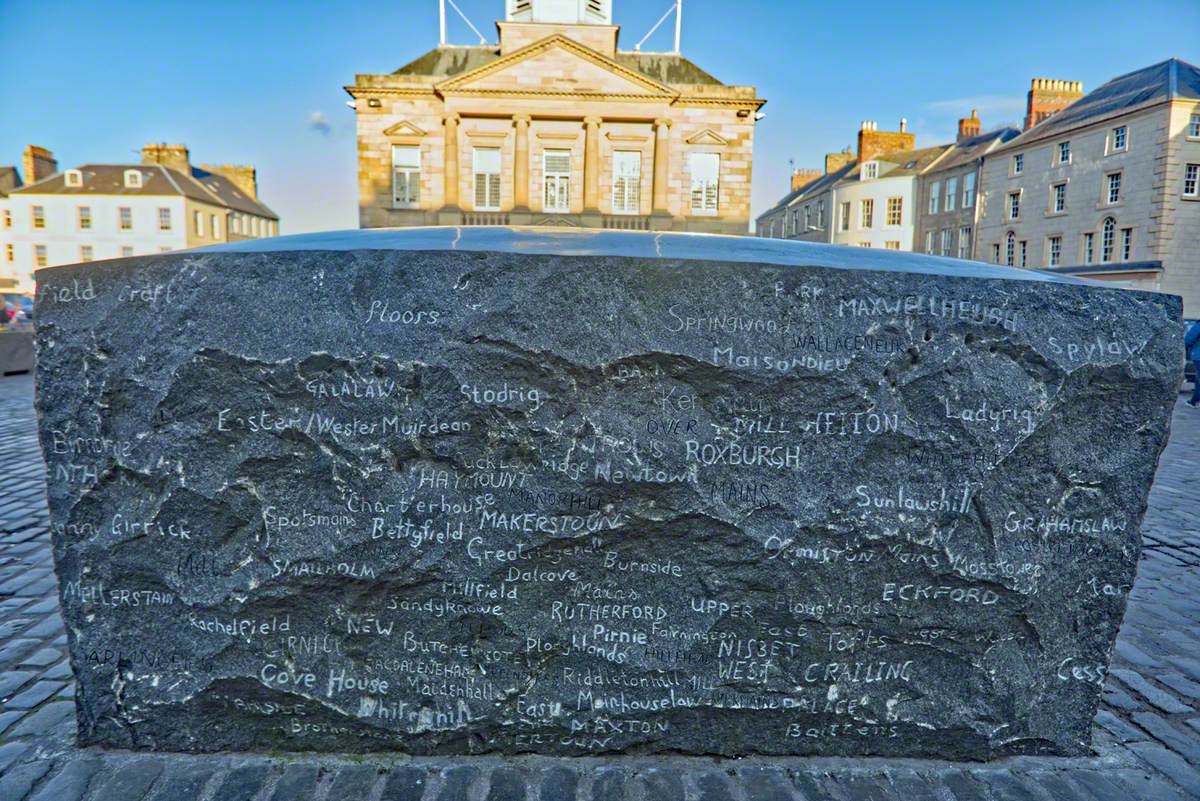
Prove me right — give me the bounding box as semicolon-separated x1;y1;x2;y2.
34;229;1181;759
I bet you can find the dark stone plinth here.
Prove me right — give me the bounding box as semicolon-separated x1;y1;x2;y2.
33;228;1181;759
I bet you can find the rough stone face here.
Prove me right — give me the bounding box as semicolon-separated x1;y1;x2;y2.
34;228;1181;759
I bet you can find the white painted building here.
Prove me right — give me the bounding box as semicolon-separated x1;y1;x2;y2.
3;144;278;294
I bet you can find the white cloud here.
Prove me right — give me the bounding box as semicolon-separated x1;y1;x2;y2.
926;95;1025;117
308;111;332;135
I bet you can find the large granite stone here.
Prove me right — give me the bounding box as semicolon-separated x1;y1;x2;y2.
34;228;1181;759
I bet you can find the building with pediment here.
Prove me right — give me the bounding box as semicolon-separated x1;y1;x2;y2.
345;0;764;233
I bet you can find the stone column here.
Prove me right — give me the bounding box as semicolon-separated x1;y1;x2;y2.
442;113;461;210
583;116;602;214
652;118;672;217
513;114;531;214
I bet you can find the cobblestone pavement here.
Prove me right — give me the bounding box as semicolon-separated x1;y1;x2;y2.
0;370;1197;801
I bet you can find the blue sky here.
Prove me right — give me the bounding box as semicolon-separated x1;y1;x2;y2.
1;0;1196;233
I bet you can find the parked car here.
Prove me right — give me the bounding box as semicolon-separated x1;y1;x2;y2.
0;294;33;330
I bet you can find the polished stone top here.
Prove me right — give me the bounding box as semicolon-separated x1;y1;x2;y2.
191;226;1093;286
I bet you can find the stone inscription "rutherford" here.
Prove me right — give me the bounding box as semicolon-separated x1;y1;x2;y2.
34;229;1181;759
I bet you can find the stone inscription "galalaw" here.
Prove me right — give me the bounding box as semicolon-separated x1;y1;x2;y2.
34;229;1181;759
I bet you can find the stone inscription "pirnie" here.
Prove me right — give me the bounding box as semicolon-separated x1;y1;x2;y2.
34;232;1181;759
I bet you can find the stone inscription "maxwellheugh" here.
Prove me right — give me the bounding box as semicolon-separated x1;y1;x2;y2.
34;230;1181;759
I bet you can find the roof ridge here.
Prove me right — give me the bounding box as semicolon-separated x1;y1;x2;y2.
154;164;187;196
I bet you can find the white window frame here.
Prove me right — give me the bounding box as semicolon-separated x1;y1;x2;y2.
945;177;957;212
211;214;220;238
1005;231;1015;266
840;201;850;231
1183;163;1199;197
158;207;172;231
472;147;502;211
886;196;902;227
1008;191;1021;221
65;169;82;187
958;226;971;259
1048;236;1062;267
1121;227;1133;261
33;244;47;267
1083;232;1094;264
118;207;132;231
1189;114;1200;139
1106;172;1122;205
941;228;953;257
124;169;142;188
120;246;134;258
1052;182;1067;213
929;181;940;214
862;161;878;180
925;230;934;254
542;149;572;213
1012;154;1023;175
611;150;641;215
860;198;874;228
688;152;720;215
1057;141;1071;165
1101;217;1116;263
80;245;93;262
1111;126;1127;152
963;172;976;207
194;210;204;237
77;206;91;230
32;206;44;229
392;145;421;208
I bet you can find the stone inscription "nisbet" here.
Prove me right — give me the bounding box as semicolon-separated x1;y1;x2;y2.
33;230;1181;759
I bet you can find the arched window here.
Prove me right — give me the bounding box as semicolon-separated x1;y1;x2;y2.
1005;231;1015;266
1101;217;1116;262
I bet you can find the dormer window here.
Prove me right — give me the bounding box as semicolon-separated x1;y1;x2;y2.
64;169;83;187
862;161;878;180
124;170;142;188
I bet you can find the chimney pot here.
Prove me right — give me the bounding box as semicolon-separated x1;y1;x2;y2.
899;118;907;133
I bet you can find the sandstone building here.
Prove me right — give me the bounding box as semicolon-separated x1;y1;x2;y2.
976;58;1200;313
2;144;277;294
914;113;1019;260
346;0;764;234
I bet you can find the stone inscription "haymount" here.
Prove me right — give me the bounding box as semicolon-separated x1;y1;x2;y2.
34;228;1181;759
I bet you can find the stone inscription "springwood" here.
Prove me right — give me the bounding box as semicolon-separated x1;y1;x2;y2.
34;229;1181;759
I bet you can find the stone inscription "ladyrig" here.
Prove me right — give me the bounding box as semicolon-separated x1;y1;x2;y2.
33;230;1181;760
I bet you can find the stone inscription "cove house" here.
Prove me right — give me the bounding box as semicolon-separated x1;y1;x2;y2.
346;0;764;234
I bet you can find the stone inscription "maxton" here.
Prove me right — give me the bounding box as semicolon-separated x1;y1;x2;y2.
34;229;1181;759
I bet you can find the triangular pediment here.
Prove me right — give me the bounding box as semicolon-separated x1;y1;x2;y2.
438;35;676;99
382;120;427;137
685;128;729;146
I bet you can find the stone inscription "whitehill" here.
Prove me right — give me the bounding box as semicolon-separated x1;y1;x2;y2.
34;229;1181;759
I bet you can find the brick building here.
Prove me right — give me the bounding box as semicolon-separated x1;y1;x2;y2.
976;58;1200;313
346;0;764;233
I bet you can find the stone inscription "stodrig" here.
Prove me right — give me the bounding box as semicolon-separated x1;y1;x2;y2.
33;233;1180;760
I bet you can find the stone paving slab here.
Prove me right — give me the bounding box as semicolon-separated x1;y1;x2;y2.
0;370;1198;800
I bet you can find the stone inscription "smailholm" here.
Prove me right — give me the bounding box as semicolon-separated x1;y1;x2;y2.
34;229;1181;759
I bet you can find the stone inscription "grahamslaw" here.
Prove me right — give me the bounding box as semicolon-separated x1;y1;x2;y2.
34;230;1181;759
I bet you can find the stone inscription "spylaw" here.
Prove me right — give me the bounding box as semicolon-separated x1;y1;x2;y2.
33;234;1180;759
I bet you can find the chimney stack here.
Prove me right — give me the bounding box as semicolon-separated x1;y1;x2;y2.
856;119;915;163
790;167;821;192
824;147;854;175
141;143;191;174
1025;78;1084;130
199;164;258;200
957;109;982;142
22;145;57;185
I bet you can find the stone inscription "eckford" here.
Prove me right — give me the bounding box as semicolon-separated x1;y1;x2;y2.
34;229;1181;759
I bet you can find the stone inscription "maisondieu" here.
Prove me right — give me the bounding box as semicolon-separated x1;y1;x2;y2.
34;229;1181;759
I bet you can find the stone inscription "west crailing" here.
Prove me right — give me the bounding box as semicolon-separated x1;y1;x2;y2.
34;230;1181;759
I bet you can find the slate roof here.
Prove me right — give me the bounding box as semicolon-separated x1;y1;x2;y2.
927;128;1020;172
394;45;723;86
0;166;20;197
11;164;277;219
999;58;1200;150
757;162;857;219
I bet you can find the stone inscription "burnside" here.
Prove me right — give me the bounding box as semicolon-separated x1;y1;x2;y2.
34;229;1181;759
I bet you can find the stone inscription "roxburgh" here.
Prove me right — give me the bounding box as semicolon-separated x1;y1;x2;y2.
34;229;1181;759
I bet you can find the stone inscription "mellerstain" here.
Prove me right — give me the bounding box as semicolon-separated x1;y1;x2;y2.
34;229;1181;759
